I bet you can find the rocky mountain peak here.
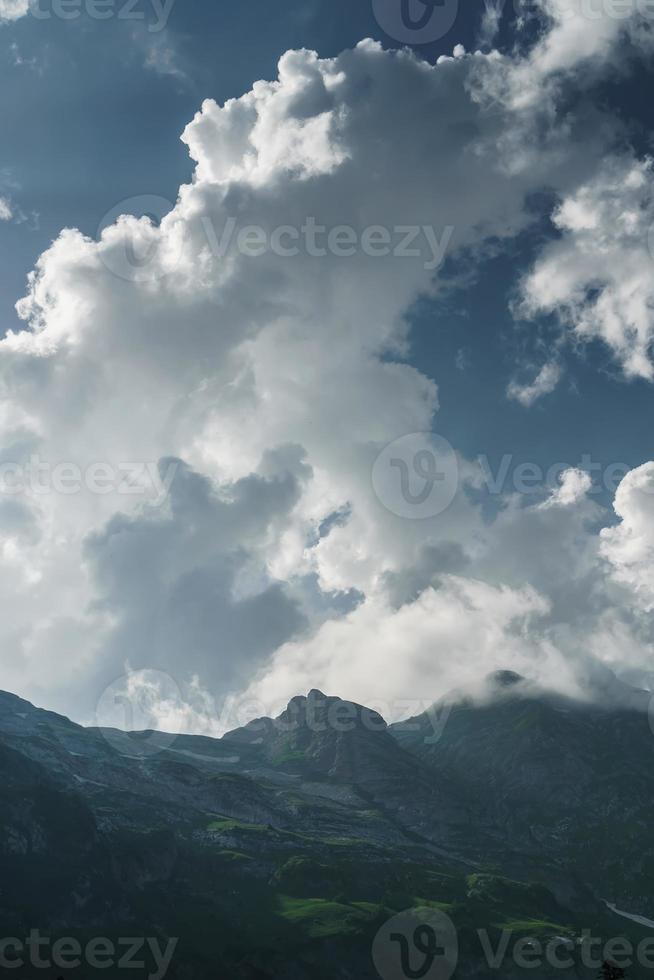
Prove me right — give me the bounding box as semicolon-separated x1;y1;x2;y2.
275;690;387;736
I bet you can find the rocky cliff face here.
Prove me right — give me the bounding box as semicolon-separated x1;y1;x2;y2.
0;677;651;978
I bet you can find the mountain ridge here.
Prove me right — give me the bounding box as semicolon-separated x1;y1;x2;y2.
0;673;652;978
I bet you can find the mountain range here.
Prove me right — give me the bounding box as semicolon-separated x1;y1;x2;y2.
1;671;653;978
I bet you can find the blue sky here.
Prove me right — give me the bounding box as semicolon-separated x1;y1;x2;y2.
1;0;654;727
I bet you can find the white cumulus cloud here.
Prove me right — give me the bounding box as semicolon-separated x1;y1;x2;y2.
508;362;562;406
520;156;654;380
601;463;654;610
